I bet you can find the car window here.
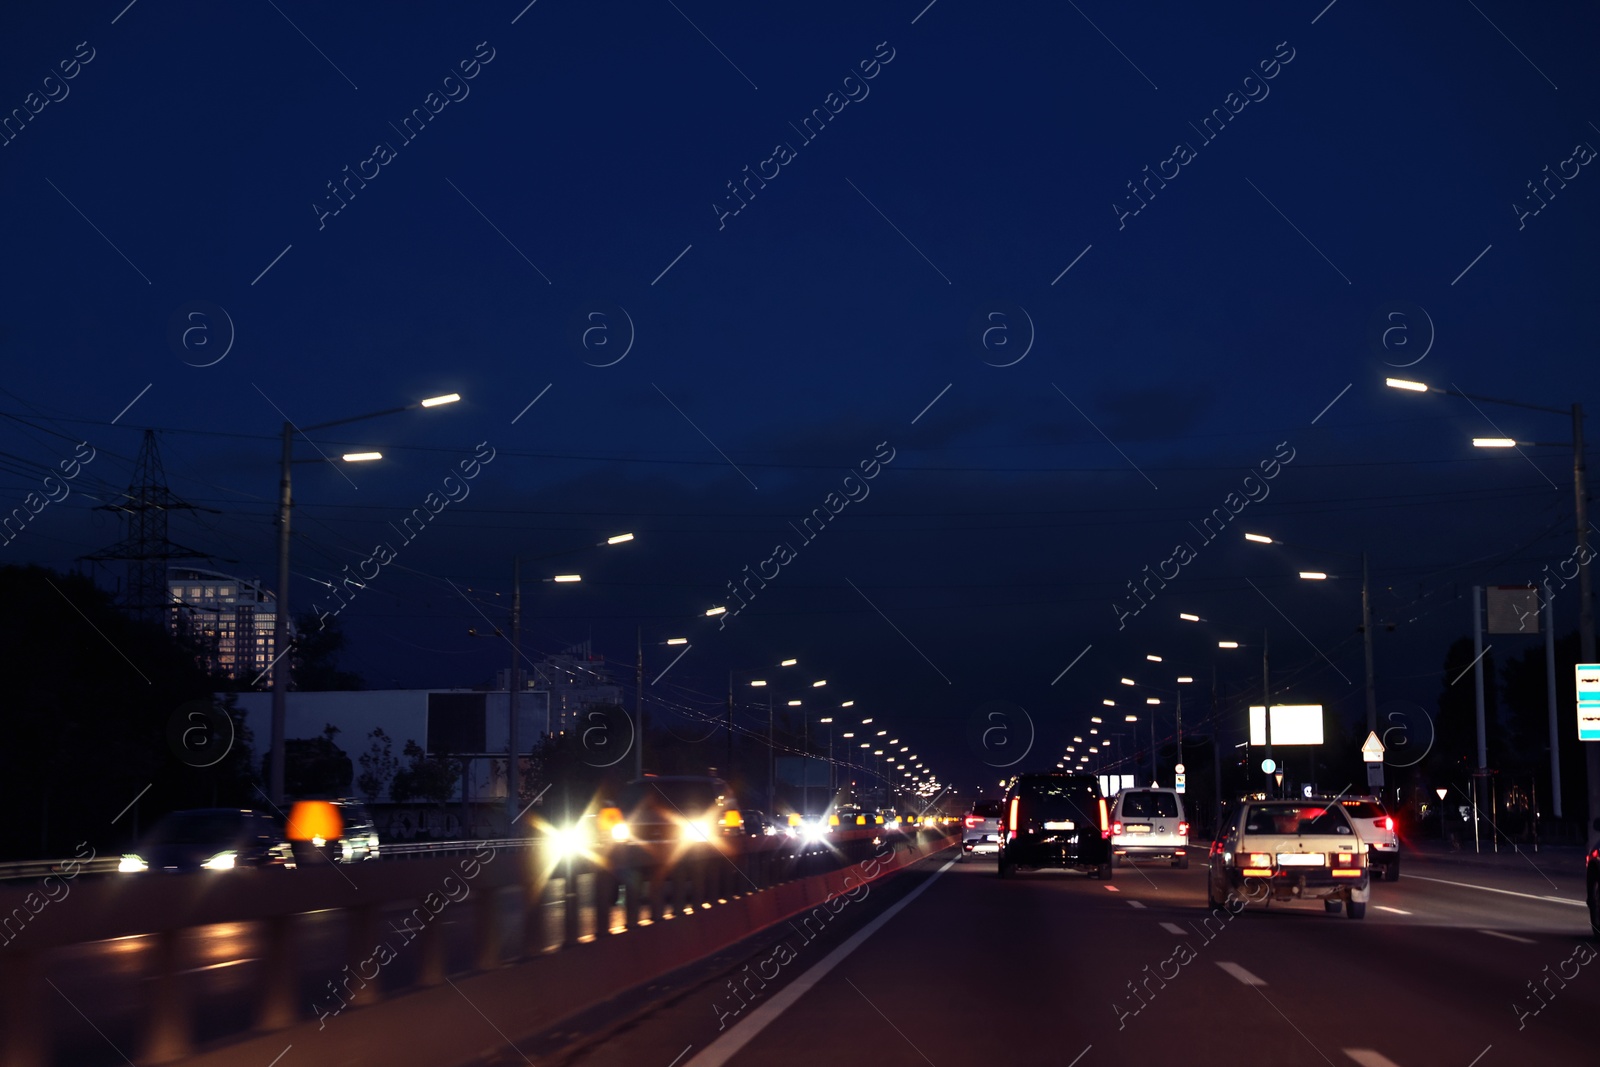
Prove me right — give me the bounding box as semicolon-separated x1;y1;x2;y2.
620;781;725;812
1017;780;1100;824
1120;792;1178;818
1340;801;1384;819
1244;804;1351;835
971;802;1001;818
148;811;244;844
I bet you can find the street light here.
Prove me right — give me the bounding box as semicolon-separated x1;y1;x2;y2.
1389;376;1594;845
270;391;461;806
1243;530;1378;734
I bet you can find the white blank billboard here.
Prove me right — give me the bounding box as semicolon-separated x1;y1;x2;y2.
1248;704;1324;746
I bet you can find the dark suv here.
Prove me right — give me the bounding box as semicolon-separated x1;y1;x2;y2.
997;773;1112;879
1587;818;1599;939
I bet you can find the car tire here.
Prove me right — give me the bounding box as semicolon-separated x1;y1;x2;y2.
1207;875;1226;910
1345;891;1366;920
1587;878;1598;938
1173;855;1190;870
1097;861;1114;880
1324;898;1343;914
1113;854;1125;868
1386;859;1400;883
998;859;1013;879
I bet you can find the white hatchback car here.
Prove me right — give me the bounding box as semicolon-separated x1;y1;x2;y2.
1110;788;1189;868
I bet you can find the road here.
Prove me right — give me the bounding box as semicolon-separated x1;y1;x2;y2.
481;849;1595;1067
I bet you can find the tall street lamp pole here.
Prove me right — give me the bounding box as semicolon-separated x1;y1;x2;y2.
1388;378;1594;846
270;392;461;806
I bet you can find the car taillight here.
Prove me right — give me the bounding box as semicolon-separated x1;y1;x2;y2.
964;815;981;829
1098;797;1110;840
1176;821;1189;837
1112;821;1124;836
1008;796;1020;841
1383;816;1394;833
1335;852;1356;866
1244;853;1273;868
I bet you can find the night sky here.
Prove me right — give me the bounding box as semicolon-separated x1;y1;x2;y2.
2;1;1595;796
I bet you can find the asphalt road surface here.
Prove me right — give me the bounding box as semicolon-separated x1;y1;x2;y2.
480;848;1593;1067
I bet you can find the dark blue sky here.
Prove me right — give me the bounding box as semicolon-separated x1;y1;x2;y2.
2;1;1595;793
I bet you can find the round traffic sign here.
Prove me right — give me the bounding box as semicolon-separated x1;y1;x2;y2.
1260;758;1277;774
1174;763;1186;775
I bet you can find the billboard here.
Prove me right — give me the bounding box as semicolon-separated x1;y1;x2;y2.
1248;704;1325;746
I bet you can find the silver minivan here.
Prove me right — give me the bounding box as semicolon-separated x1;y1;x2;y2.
1109;788;1189;868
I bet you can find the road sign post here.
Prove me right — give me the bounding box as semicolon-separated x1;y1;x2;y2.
1578;664;1600;741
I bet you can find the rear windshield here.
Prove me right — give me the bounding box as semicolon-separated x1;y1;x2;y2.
1016;780;1100;824
1243;804;1351;835
970;802;1001;818
1340;801;1385;819
620;780;725;813
1120;792;1179;818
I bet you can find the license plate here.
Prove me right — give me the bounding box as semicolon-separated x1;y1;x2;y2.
1126;824;1152;834
1042;820;1075;830
1277;853;1325;866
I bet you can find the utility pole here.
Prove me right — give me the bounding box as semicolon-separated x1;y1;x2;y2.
1574;403;1598;853
634;625;643;781
508;558;521;828
1362;550;1377;734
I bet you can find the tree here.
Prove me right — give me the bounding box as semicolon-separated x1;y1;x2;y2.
291;612;363;690
1500;629;1583;822
390;739;460;806
357;727;398;803
261;723;353;797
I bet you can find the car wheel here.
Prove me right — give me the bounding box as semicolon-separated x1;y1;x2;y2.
1587;878;1599;937
1345;891;1366;920
1097;861;1114;880
998;858;1013;879
1207;873;1226;910
1323;898;1343;914
1386;859;1400;883
1173;855;1190;870
1113;854;1125;868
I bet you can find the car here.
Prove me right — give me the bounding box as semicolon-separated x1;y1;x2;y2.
741;809;779;837
1339;796;1400;881
605;776;744;848
119;808;296;873
996;774;1113;879
1110;788;1190;868
1207;798;1370;918
960;800;1002;860
285;797;381;864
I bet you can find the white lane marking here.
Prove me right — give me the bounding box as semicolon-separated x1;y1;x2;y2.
1344;1049;1408;1067
1406;874;1584;907
1160;922;1186;935
1374;905;1411;915
1344;1050;1404;1067
1478;929;1535;944
1127;900;1146;909
1216;961;1267;987
685;858;955;1067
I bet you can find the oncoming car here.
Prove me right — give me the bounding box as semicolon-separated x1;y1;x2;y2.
604;776;744;850
1208;798;1369;918
119;808;295;873
997;773;1112;879
1110;787;1189;868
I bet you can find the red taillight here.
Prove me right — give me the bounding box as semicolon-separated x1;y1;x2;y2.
964;815;980;829
1177;821;1189;838
1112;821;1124;836
1008;796;1020;841
1383;816;1394;833
1098;797;1110;840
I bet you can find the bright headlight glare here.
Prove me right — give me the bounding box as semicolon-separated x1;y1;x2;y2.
610;822;630;842
202;851;237;870
118;854;147;873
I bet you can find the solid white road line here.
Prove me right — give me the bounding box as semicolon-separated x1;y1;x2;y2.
1344;1050;1404;1067
1373;905;1411;915
685;857;954;1067
1406;874;1584;907
1215;961;1266;987
1160;922;1186;935
1127;900;1146;909
1478;929;1535;944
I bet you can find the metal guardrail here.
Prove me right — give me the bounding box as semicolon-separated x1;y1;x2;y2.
0;826;952;1066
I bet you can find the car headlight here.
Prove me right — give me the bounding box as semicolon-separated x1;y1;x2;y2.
610;822;631;842
202;851;237;870
118;854;147;873
684;820;712;843
550;824;588;859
